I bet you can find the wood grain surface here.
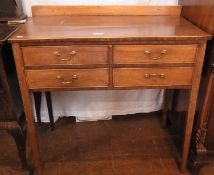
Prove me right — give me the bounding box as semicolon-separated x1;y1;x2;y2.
113;67;193;87
9;15;211;43
32;5;181;17
114;45;197;64
22;45;108;66
26;69;109;89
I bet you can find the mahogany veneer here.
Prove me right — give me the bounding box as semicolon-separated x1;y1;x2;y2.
9;6;211;175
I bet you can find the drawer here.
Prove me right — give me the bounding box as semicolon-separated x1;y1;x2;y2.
26;69;109;89
113;67;193;87
114;45;197;64
22;45;108;66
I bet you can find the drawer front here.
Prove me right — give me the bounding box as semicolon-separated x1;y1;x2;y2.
114;45;197;64
22;45;108;66
113;67;193;87
26;69;109;89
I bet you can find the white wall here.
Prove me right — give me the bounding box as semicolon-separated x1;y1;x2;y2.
22;0;178;17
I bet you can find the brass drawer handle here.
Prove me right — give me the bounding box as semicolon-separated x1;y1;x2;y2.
56;75;77;84
144;50;167;60
144;73;165;79
53;51;77;61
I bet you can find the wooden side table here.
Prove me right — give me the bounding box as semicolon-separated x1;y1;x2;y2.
9;6;211;175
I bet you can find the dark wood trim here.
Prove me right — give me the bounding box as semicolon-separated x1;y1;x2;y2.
33;92;42;124
45;92;55;130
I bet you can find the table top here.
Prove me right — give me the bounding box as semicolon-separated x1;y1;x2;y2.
9;15;211;43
